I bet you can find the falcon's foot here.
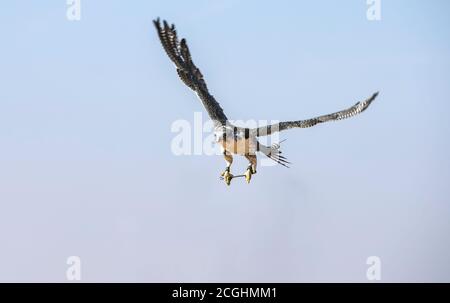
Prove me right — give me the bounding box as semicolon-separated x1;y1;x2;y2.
244;166;256;184
220;168;233;186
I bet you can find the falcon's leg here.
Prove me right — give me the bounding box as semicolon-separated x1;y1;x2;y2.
221;152;234;186
244;154;257;184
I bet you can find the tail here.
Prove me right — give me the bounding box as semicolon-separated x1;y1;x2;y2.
258;140;290;168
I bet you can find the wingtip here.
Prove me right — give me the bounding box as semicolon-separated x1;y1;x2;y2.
153;17;161;30
366;91;379;104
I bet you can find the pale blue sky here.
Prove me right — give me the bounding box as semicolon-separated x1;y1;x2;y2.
0;0;449;282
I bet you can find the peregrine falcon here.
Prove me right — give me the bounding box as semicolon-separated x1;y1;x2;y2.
153;18;378;185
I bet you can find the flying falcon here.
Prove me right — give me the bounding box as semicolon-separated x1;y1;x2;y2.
153;18;378;185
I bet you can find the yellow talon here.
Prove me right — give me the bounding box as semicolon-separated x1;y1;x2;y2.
244;168;252;184
222;170;233;186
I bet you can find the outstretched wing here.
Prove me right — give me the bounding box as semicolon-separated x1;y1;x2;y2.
252;92;379;137
153;18;228;125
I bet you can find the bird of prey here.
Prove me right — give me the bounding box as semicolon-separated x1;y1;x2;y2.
153;18;378;185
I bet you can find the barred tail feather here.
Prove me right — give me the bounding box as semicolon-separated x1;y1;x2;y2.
258;141;290;168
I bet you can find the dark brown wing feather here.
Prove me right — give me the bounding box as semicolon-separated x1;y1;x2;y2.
153;18;228;125
252;92;379;136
